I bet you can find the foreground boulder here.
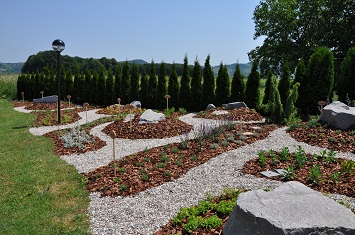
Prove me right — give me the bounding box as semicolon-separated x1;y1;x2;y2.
33;95;58;103
223;181;355;235
139;109;165;124
319;101;355;131
222;102;247;110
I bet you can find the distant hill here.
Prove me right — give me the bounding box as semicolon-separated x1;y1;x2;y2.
0;62;24;74
126;59;148;65
212;62;252;77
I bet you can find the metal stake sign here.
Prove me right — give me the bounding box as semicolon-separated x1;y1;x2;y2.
83;102;89;124
67;95;71;108
40;91;44;98
109;130;117;177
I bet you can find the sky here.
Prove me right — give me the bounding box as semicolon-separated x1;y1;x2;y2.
1;0;263;66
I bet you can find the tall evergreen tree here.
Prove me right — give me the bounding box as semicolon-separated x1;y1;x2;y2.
73;67;81;103
64;70;73;100
285;82;300;121
97;69;106;106
303;47;334;115
202;54;215;106
190;59;203;111
147;61;157;108
168;62;179;109
278;62;291;106
179;55;191;109
245;60;261;109
120;61;131;104
83;68;92;103
140;68;149;107
114;63;121;102
294;59;306;111
268;76;284;124
105;68;114;105
262;69;273;105
231;63;245;102
337;47;355;103
91;70;99;105
130;63;140;102
156;62;167;109
215;63;230;106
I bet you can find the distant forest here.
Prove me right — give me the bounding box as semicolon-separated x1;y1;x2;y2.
2;51;252;76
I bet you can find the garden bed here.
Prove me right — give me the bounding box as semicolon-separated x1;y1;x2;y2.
194;107;264;121
83;123;277;197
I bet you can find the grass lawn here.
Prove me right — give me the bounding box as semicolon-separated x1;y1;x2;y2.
0;99;91;234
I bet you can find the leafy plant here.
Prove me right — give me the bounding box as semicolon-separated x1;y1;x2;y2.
191;155;198;161
143;157;150;162
160;155;170;163
164;171;171;176
135;162;143;167
119;167;126;173
309;164;322;185
280;147;290;161
178;107;187;114
196;201;212;215
157;163;165;168
281;166;295;181
183;216;203;232
221;140;229;147
119;184;128;191
341;160;355;174
60;127;94;149
175;160;183;166
269;150;279;165
141;174;149;181
330;171;341;183
202;215;223;229
213;199;235;215
258;150;267;168
210;143;219;149
171;147;179;154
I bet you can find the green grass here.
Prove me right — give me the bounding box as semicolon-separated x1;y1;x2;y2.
0;74;18;99
0;100;91;234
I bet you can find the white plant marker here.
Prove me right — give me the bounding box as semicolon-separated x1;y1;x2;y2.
83;102;89;124
109;130;117;177
40;91;44;98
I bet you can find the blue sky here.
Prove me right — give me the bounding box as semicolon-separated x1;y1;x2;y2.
1;0;263;66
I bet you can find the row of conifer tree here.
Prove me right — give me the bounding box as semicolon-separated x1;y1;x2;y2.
17;46;355;122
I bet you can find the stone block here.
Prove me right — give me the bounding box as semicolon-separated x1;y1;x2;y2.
222;102;247;110
33;95;58;103
139;109;165;124
223;181;355;235
320;101;355;131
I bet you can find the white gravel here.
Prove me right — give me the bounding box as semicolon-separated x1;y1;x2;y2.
14;106;355;235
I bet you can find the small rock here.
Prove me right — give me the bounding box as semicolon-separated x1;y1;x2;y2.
206;104;216;110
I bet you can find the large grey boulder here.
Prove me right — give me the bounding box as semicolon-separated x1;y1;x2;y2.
139;109;165;124
33;95;58;103
223;181;355;235
222;102;247;110
320;101;355;130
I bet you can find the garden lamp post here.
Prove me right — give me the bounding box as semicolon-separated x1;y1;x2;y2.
52;39;65;124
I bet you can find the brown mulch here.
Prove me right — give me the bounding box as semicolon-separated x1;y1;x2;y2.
287;124;355;152
242;151;355;198
194;107;264;121
83;123;278;198
102;112;193;139
44;129;106;156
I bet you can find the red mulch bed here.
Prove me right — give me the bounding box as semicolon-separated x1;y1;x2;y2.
242;151;355;198
44;129;106;156
83;123;278;198
32;108;82;127
194;107;264;121
287;124;355;152
102;112;193;139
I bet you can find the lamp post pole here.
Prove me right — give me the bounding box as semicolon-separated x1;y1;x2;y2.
52;39;65;124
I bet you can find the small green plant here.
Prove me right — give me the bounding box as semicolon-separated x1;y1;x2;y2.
305;116;320;129
328;137;337;143
330;171;341;183
236;140;243;145
143;147;149;153
196;201;212;215
171;147;179;154
280;147;290;161
334;129;342;134
173;207;191;225
221;140;229;147
178;107;187;114
119;184;128;191
175;160;183;166
119;167;126;173
191;155;198;161
309;164;322;185
210;143;219;149
113;178;120;183
341;160;354;174
348;130;355;136
253;132;259;137
164;171;171;176
141;174;149;181
258;150;267;168
308;133;317;138
239;135;247;141
160;155;170;163
324;150;337;165
226;134;235;142
269;150;279;165
183;216;203;232
213;199;236;215
135;161;143;167
143;157;150;162
281;166;295;181
102;185;109;191
201;215;223;229
157;163;165;168
139;169;146;174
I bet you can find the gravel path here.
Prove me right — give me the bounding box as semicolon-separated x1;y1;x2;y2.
14;107;355;235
